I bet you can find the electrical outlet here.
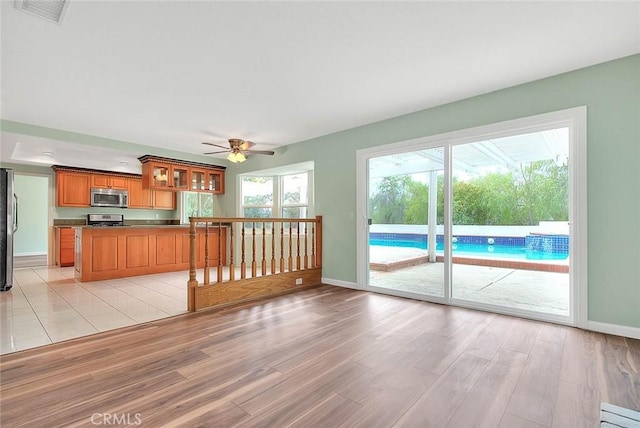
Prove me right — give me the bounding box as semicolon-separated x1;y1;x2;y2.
295;278;303;285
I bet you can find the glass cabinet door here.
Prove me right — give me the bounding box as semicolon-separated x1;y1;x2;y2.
172;167;189;190
191;169;206;191
152;164;170;188
207;171;221;192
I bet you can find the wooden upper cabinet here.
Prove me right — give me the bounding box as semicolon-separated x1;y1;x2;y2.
91;174;128;189
190;168;206;191
207;170;225;194
142;162;188;191
53;166;178;211
56;171;91;207
139;155;225;194
189;168;224;193
152;190;176;210
127;177;152;209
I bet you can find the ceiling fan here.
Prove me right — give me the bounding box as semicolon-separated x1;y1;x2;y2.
202;138;275;163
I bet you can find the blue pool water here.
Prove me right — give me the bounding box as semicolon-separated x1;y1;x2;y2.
369;239;569;261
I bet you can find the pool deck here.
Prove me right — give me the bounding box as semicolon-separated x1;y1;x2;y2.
370;246;569;272
369;246;569;316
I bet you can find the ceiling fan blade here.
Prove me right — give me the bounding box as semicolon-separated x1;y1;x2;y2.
203;150;230;155
246;150;275;155
239;140;255;151
202;142;230;150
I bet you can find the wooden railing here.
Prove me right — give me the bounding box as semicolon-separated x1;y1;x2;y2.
187;216;323;311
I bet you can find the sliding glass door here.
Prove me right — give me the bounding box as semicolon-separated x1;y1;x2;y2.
357;108;585;325
366;148;445;298
450;130;570;317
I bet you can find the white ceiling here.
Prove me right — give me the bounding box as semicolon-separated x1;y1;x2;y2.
1;1;639;170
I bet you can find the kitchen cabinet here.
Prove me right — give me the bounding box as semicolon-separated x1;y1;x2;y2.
91;174;128;189
53;166;177;211
152;189;176;210
75;226;227;282
129;177;174;209
142;161;189;191
56;170;91;207
139;155;225;194
190;168;207;191
127;177;153;209
207;170;224;193
189;168;224;193
55;227;75;267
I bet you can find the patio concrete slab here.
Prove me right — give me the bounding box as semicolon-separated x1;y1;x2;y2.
368;248;569;316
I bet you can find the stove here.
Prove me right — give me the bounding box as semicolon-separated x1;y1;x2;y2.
87;213;126;227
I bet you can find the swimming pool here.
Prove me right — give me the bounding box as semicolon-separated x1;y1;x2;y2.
369;238;569;261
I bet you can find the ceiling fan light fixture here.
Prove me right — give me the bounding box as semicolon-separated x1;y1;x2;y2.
227;151;246;163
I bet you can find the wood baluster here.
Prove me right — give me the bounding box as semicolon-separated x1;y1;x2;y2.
261;222;266;276
271;221;276;274
315;215;323;268
217;222;223;283
304;221;308;269
241;223;246;279
251;222;257;277
188;219;197;312
311;221;316;268
280;222;285;273
204;222;210;285
229;224;235;281
296;221;301;270
288;222;293;271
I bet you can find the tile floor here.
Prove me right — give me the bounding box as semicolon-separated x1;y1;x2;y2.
1;266;188;355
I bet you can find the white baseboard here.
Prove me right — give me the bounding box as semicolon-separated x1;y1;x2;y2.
321;277;362;290
586;320;640;340
14;254;48;268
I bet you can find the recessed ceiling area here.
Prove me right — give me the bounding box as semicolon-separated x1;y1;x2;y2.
1;1;639;171
0;132;143;174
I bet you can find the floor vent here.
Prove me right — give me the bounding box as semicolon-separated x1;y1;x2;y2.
14;0;69;24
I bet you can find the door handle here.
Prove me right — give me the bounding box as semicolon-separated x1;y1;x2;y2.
13;194;18;232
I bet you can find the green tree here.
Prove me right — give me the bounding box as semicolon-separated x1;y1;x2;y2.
369;176;410;224
370;160;568;226
473;172;520;225
405;180;429;224
452;181;489;225
517;160;568;224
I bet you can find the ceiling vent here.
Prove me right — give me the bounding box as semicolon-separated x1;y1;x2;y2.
14;0;69;24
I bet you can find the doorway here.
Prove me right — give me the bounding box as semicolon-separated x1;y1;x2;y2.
14;174;50;267
357;108;586;325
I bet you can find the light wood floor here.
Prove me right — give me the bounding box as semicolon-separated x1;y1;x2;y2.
1;285;639;427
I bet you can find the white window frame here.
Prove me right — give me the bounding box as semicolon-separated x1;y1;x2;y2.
179;191;214;224
238;163;314;223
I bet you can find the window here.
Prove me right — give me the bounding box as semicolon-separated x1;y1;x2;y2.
241;176;273;218
180;192;213;223
282;172;308;219
240;167;313;220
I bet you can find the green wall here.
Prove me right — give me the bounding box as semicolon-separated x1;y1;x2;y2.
221;54;640;329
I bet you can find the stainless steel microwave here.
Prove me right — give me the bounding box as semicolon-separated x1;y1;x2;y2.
90;188;128;208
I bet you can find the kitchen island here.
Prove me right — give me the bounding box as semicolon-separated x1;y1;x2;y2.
74;225;227;282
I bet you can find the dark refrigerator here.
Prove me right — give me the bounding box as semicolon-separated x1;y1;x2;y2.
1;168;17;291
